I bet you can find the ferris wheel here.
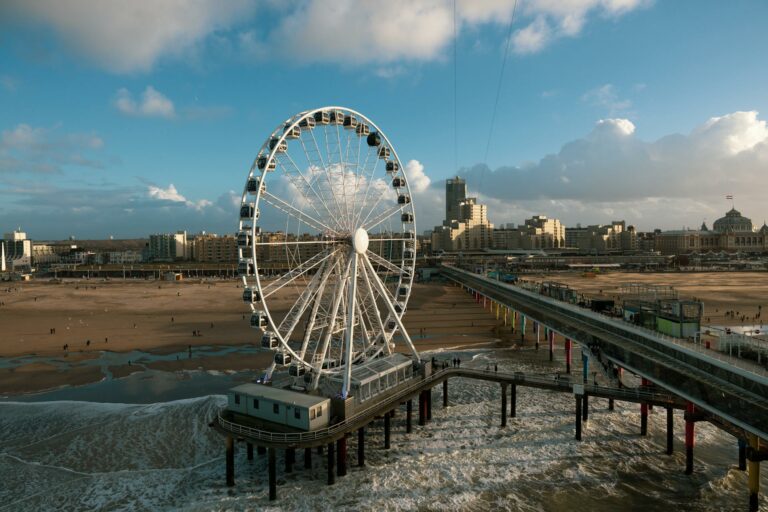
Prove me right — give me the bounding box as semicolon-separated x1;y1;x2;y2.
237;106;419;398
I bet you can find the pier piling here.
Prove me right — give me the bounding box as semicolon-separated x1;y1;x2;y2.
565;338;572;373
327;442;335;485
666;407;674;455
406;399;413;433
247;442;253;461
427;389;432;421
582;393;589;422
225;436;235;487
501;384;508;427
268;447;277;500
384;412;391;449
575;395;583;441
358;427;365;467
285;448;294;473
747;438;761;512
641;403;649;436
304;447;312;469
418;392;426;426
685;402;695;475
548;330;554;362
739;438;747;471
608;398;614;411
510;384;517;418
337;437;347;477
257;445;266;456
443;379;448;407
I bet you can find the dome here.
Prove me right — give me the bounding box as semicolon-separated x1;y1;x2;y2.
713;208;753;233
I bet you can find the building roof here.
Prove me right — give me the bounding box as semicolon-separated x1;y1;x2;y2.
713;208;753;232
229;383;329;408
329;353;413;386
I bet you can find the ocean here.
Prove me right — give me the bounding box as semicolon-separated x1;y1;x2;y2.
0;348;765;511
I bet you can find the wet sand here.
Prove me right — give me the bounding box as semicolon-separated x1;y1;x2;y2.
0;279;502;394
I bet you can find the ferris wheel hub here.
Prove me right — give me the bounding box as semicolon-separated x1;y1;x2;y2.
352;227;369;254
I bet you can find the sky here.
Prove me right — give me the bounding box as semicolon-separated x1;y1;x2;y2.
1;0;768;239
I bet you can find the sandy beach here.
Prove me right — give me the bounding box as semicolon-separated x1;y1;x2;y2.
0;279;504;394
4;271;766;395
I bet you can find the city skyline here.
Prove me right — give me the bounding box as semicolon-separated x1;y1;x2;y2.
2;1;768;238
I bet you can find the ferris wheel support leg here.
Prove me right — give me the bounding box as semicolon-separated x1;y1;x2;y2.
341;253;358;399
362;255;419;360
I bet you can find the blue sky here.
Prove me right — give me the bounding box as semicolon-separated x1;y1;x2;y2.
2;0;768;239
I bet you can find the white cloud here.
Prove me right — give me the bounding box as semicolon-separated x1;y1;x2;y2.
446;110;768;230
405;159;431;193
511;16;551;54
582;83;633;116
0;123;105;173
147;183;212;211
0;0;256;73
114;86;176;119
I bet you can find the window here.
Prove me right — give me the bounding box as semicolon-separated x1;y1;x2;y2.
273;403;279;414
234;394;240;405
294;409;301;420
310;408;316;420
253;398;259;409
317;406;323;417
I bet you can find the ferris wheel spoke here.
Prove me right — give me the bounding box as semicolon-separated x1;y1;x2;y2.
262;249;338;298
276;255;329;340
359;261;392;355
341;251;358;398
311;254;352;388
352;154;382;230
366;249;405;276
298;256;336;360
275;151;338;229
363;203;406;233
362;254;418;359
303;128;346;227
261;190;340;236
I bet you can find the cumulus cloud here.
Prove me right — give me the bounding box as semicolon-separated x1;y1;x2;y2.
114;86;176;118
0;0;256;73
0;123;105;173
582;83;633;116
405;160;431;193
439;110;768;230
147;183;212;211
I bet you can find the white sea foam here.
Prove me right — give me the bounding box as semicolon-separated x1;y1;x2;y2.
0;355;765;511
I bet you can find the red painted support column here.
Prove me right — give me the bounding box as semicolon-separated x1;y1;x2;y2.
565;338;572;373
685;402;695;474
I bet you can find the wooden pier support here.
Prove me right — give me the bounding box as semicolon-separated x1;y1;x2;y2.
358;427;365;467
575;395;583;441
247;442;253;461
285;447;294;473
426;388;432;421
739;438;747;471
327;442;335;485
666;407;674;455
384;411;391;449
685;402;695;475
257;445;266;456
582;393;589;422
501;384;508;427
304;447;312;469
225;436;235;487
641;402;649;436
510;384;517;418
443;379;448;408
418;391;426;426
317;445;324;455
406;399;413;433
268;447;277;501
565;338;572;373
337;437;347;477
548;330;554;362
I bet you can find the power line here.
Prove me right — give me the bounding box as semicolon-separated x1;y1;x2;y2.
453;0;458;177
481;0;518;186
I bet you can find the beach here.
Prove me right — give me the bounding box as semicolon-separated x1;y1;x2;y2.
0;278;505;395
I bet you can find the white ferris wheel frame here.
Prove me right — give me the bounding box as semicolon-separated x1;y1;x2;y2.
238;106;419;397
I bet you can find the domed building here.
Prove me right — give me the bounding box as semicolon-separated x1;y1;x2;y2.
713;208;753;233
656;207;768;255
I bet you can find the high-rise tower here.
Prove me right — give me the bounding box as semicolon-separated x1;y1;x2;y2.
445;176;466;223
